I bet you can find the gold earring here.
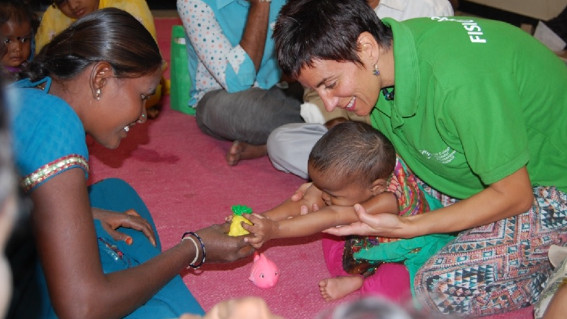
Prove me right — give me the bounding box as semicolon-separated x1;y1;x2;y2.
95;88;101;100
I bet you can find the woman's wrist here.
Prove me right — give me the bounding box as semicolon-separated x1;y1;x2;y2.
181;231;206;269
403;214;429;238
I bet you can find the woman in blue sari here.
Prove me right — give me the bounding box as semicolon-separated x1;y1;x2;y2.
7;8;253;318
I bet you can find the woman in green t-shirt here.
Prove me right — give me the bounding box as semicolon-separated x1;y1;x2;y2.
272;0;567;317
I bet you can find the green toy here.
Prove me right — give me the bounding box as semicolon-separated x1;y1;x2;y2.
228;205;253;236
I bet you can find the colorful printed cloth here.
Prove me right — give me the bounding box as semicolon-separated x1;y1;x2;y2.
414;186;567;316
342;156;450;277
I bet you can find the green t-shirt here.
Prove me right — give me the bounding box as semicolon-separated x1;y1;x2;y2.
371;17;567;199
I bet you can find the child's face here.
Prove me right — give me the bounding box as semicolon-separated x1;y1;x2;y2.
1;19;31;68
310;167;375;207
55;0;99;20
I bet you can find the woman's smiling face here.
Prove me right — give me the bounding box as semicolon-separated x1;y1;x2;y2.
92;69;161;149
297;58;381;117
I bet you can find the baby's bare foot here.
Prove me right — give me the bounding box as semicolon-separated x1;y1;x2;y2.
318;276;364;301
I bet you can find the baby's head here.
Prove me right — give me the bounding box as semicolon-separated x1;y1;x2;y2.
0;0;36;71
52;0;100;20
308;121;396;206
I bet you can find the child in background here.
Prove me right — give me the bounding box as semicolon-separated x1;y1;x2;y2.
35;0;157;53
0;0;37;81
35;0;163;117
244;122;453;302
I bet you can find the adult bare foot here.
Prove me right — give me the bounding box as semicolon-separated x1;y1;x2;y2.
318;276;364;301
226;141;267;166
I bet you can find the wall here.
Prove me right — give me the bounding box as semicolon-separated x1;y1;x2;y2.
467;0;567;20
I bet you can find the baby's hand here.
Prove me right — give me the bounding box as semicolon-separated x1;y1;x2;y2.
291;182;324;215
242;214;277;249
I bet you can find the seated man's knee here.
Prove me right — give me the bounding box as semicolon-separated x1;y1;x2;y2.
267;124;293;164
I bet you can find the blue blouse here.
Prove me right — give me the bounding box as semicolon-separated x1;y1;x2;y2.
9;77;89;192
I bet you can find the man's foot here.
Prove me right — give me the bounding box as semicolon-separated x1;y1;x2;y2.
226;141;267;166
318;276;364;301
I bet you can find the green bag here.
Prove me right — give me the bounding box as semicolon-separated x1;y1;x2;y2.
170;25;195;116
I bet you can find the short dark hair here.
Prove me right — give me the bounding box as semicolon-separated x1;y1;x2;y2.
22;8;162;81
0;0;38;31
274;0;393;78
308;121;396;186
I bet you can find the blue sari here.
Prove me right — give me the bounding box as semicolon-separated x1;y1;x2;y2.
8;78;204;318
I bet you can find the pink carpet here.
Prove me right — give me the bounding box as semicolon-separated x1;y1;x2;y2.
86;17;535;319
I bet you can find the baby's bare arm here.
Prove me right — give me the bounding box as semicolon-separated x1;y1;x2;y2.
261;183;324;221
245;192;398;244
360;192;399;215
244;207;349;247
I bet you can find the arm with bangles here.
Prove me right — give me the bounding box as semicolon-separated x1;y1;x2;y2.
33;168;252;319
244;191;398;248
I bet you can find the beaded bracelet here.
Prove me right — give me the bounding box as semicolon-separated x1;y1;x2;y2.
181;231;206;269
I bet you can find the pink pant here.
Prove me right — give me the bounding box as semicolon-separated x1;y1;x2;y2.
322;235;411;303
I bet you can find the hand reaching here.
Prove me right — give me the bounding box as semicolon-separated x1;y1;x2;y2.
196;222;255;263
92;207;156;246
290;182;323;215
242;213;278;249
290;182;312;202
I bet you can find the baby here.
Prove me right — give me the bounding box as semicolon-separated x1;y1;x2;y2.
244;121;451;301
0;0;36;81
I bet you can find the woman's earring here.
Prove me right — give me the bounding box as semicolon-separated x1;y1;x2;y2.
95;88;101;101
373;64;380;76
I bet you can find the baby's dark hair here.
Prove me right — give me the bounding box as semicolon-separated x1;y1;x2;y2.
309;121;396;186
0;0;39;33
21;8;162;82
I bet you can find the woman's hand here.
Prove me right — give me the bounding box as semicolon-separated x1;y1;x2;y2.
196;223;255;263
242;213;277;249
323;204;407;238
92;207;156;246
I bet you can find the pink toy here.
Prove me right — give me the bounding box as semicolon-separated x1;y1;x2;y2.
249;252;279;289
